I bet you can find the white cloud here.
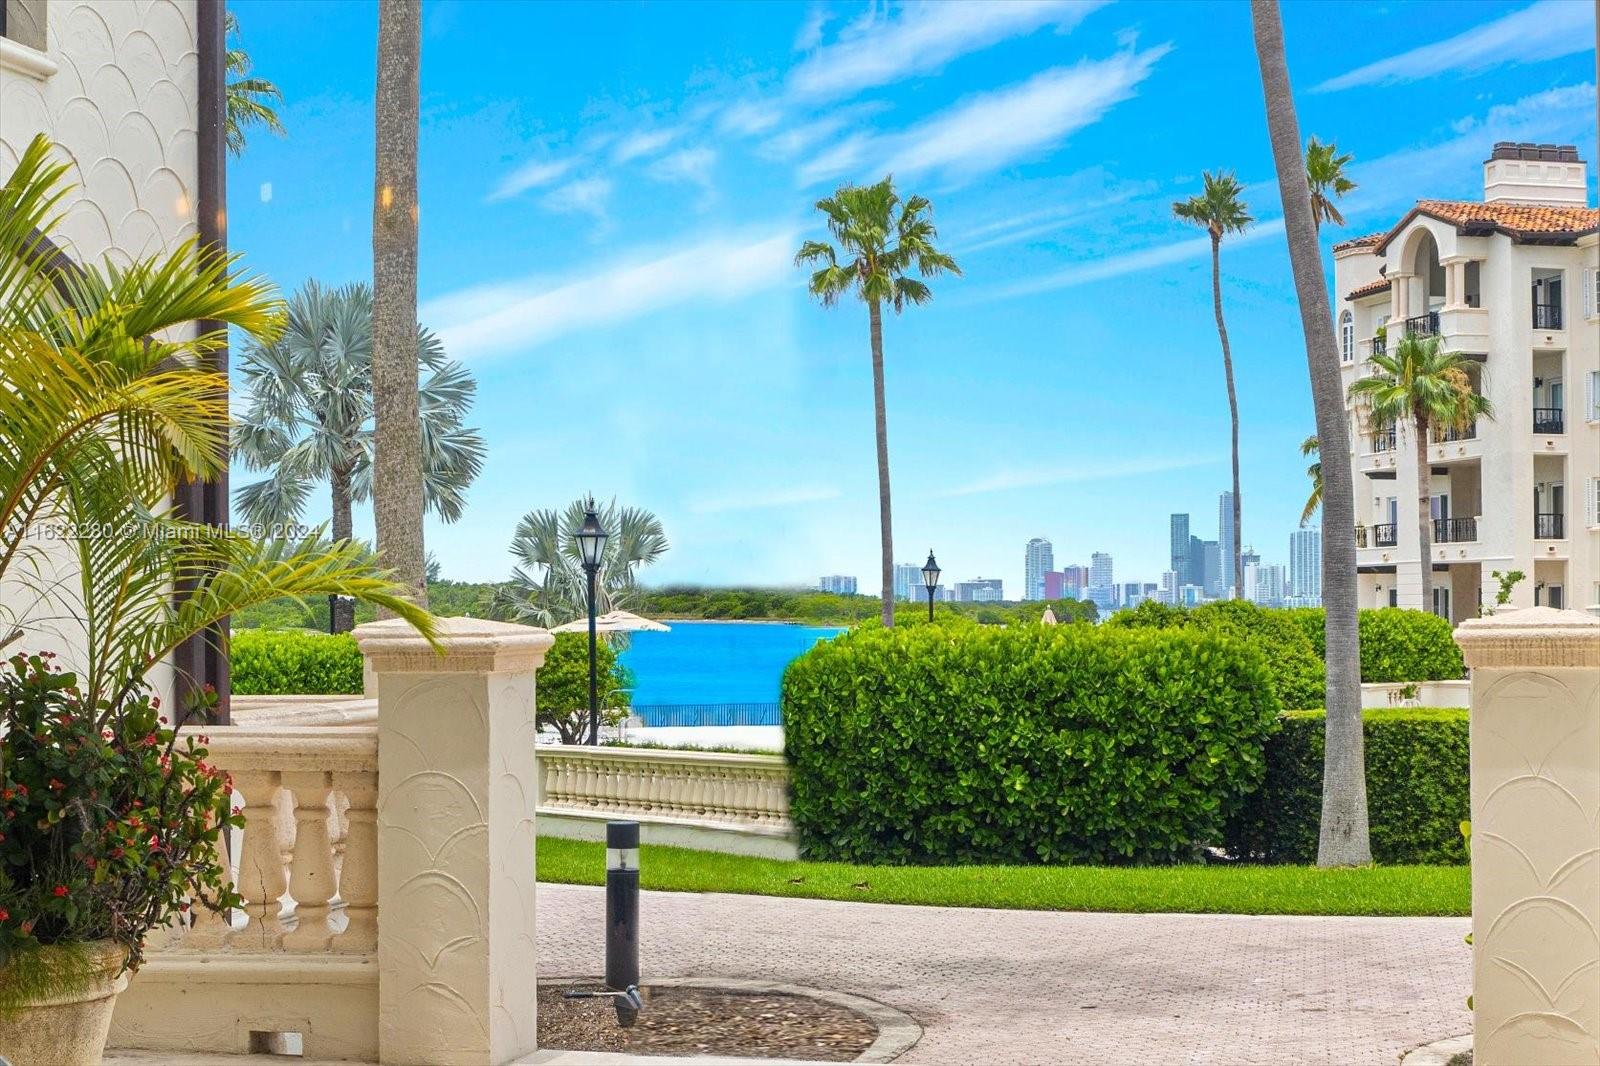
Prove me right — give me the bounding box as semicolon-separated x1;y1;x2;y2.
957;183;1154;253
612;127;683;163
1315;1;1595;93
718;100;783;136
935;454;1222;498
789;0;1108;100
648;147;718;190
799;47;1171;185
690;485;842;515
540;176;613;222
422;227;799;360
792;6;832;52
489;157;574;202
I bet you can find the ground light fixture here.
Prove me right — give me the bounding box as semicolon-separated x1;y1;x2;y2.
576;499;608;745
562;820;643;1027
921;550;941;623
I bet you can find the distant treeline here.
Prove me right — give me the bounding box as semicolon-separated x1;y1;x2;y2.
233;581;1097;630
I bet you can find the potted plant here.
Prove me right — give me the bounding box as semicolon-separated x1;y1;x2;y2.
0;135;434;1062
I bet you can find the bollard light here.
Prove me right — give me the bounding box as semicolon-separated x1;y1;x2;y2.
605;820;641;1026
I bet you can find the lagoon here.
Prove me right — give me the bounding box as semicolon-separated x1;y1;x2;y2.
619;620;845;724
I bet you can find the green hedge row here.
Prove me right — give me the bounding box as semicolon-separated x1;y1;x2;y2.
230;630;363;695
782;623;1281;865
1282;607;1465;682
1223;707;1469;864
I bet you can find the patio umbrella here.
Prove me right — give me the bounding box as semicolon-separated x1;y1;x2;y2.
551;609;671;634
1040;607;1059;625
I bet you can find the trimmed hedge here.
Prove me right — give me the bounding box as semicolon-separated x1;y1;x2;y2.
1107;600;1325;709
230;630;363;695
1281;607;1465;682
782;624;1281;866
1224;707;1468;864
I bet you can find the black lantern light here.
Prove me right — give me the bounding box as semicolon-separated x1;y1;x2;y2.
577;498;609;745
921;550;941;623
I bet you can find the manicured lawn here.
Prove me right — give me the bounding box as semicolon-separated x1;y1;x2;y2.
536;837;1467;917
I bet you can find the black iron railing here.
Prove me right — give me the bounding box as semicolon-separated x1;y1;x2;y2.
1533;407;1565;434
1433;517;1477;543
1370;335;1386;357
1372;523;1398;547
1432;422;1477;443
1354;525;1369;548
1370;429;1397;453
1405;312;1439;336
1533;302;1563;330
1535;513;1565;539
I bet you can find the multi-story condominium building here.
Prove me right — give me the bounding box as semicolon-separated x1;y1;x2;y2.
1218;491;1237;596
955;578;1004;603
1335;142;1598;620
1023;537;1054;600
818;574;858;595
1061;563;1090;594
1249;564;1287;608
891;562;921;601
1089;552;1114;589
1290;527;1322;603
1169;514;1191;582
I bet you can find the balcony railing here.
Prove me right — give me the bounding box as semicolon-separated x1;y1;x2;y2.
1370;429;1397;453
1535;512;1565;539
1433;516;1477;543
1533;302;1563;330
1533;407;1565;434
1369;335;1386;357
1372;523;1398;547
1432;421;1477;444
1355;525;1368;548
1405;311;1439;336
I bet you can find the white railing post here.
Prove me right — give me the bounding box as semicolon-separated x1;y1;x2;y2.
1455;606;1600;1066
355;617;553;1066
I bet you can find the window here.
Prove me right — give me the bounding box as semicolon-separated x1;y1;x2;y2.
1588;371;1600;423
1532;268;1564;329
1588;477;1600;529
1;1;48;51
1584;267;1600;319
1339;311;1354;362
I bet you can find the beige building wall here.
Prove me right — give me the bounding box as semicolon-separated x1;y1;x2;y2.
0;0;202;690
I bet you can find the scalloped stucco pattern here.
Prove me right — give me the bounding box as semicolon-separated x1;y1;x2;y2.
377;670;540;1064
1473;667;1600;1065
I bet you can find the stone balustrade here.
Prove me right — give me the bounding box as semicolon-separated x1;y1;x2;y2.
536;744;797;859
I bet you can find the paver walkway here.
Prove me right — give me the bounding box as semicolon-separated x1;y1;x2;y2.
538;884;1470;1065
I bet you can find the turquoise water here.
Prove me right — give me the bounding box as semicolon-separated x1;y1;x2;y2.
619;620;845;723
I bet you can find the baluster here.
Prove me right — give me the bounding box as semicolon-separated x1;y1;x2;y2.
332;770;378;954
281;771;336;951
172;816;233;950
229;769;289;951
624;760;643;812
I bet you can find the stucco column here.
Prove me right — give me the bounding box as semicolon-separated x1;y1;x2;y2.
354;617;554;1065
1390;271;1412;322
1455;607;1600;1066
1441;257;1466;310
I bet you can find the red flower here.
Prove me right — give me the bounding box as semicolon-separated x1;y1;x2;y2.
52;885;68;897
0;908;9;922
48;778;64;791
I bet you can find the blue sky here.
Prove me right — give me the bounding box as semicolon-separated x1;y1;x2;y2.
226;0;1598;595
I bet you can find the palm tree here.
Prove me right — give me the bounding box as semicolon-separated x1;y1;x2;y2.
0;135;433;706
1250;0;1370;865
224;11;285;157
1299;435;1322;526
232;281;486;632
1349;333;1492;614
1172;172;1252;599
371;0;427;609
1304;136;1355;231
795;176;960;627
497;499;669;627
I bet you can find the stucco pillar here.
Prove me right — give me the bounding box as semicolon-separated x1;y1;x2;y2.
1455;607;1600;1066
354;617;554;1065
1391;271;1412;322
1441;257;1466;310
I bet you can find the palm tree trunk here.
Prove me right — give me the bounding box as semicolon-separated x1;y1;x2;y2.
869;298;894;628
330;464;357;634
371;0;427;611
1250;0;1370;866
1415;415;1434;614
1208;233;1244;598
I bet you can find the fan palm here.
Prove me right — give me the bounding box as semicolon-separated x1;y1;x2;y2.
1299;435;1322;525
0;134;433;709
224;12;285;157
498;499;668;628
231;281;486;631
1305;136;1356;231
1348;333;1492;615
1172;172;1252;598
795;176;960;627
1250;1;1370;866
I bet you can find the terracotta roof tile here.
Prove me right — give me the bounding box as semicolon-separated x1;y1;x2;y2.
1333;232;1384;253
1376;199;1598;252
1345;277;1391;301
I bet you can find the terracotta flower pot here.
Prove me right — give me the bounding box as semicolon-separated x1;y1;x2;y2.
0;941;129;1066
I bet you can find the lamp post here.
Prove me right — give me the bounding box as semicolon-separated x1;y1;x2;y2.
576;499;609;745
921;550;941;623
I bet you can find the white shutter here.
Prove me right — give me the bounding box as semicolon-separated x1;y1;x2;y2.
1589;477;1599;529
1588;267;1599;319
1590;371;1600;422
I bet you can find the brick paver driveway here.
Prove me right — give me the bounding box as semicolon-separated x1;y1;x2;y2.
538;884;1469;1065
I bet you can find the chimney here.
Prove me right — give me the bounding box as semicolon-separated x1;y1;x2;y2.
1483;142;1588;206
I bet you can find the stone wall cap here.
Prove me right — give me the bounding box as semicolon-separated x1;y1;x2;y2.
354;616;554;674
1454;606;1600;669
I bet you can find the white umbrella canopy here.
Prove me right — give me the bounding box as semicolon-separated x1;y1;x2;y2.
1040;607;1059;625
551;609;671;634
